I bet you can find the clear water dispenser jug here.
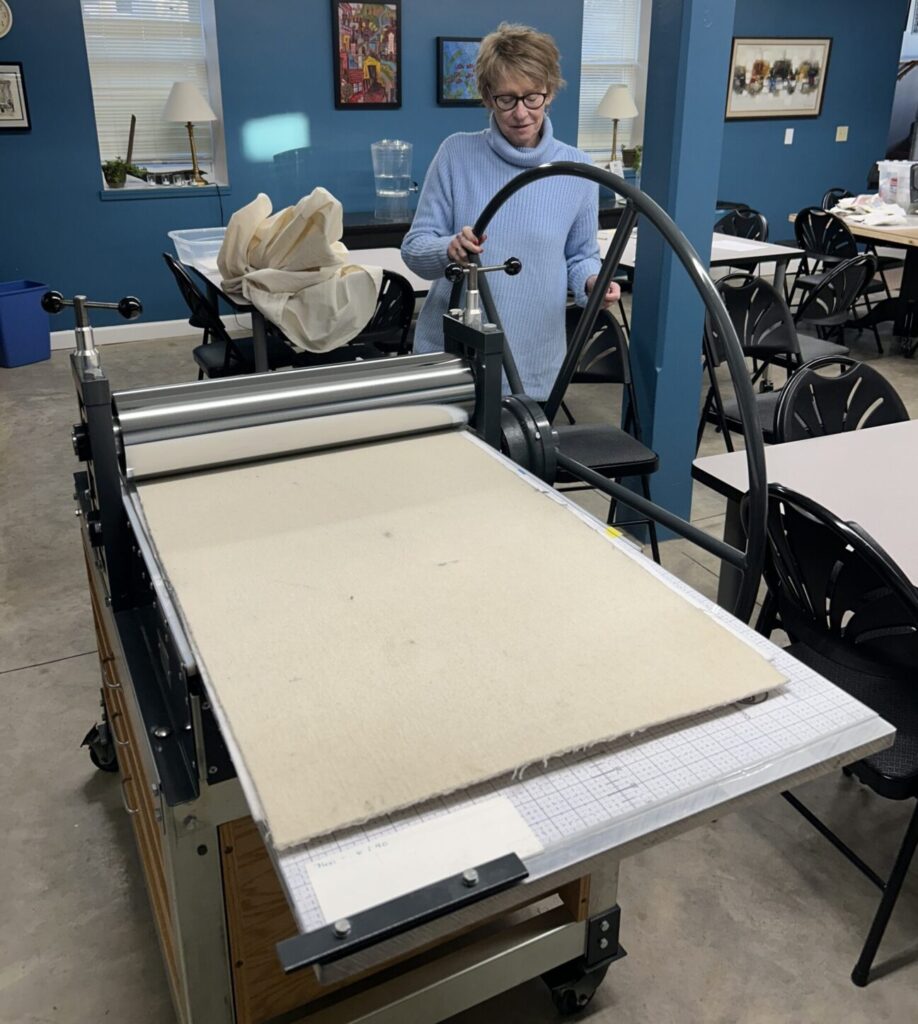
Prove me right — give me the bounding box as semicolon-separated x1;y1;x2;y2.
371;139;418;220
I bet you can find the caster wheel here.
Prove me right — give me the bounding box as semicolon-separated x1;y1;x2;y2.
82;723;118;773
543;962;609;1017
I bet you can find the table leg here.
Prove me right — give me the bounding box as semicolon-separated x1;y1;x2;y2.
716;497;744;611
252;311;269;373
772;256;790;297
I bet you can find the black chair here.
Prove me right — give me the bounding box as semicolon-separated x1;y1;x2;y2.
773;355;909;443
821;186;854;210
755;484;918;987
793;252;883;353
714;207;769;241
696;274;846;452
163;252;297;378
552;306;661;562
355;270;415;355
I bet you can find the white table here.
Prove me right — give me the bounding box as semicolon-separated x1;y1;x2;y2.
693;419;918;606
600;229;804;293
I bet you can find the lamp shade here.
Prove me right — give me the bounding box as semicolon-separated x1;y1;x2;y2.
596;84;638;120
163;81;217;123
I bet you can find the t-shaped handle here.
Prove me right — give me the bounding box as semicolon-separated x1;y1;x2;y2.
444;258;522;328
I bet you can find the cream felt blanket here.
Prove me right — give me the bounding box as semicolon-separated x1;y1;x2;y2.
217;189;383;353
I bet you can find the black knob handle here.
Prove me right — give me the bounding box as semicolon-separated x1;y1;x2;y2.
42;290;66;315
118;296;143;320
503;257;522;276
444;262;466;283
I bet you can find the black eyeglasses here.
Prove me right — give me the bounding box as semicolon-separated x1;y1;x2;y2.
492;92;548;112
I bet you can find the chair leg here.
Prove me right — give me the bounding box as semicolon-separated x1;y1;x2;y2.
560;400;576;425
639;474;661;564
860;293;884;354
851;802;918;987
617;298;631;339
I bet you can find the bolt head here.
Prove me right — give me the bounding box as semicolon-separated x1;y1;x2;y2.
461;868;479;888
600;919;610;933
599;937;609;950
333;919;351;938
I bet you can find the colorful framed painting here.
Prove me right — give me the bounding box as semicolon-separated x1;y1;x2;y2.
725;37;831;120
0;62;30;131
332;2;401;109
437;37;483;107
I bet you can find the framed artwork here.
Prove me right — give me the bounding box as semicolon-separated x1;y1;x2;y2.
437;37;483;106
725;38;831;120
0;62;30;131
332;2;401;109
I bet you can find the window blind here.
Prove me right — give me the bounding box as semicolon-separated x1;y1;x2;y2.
80;0;215;166
578;0;642;159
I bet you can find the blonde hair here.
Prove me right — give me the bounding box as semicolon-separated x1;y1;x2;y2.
476;23;565;105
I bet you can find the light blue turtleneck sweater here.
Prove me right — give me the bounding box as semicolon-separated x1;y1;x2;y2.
401;116;600;400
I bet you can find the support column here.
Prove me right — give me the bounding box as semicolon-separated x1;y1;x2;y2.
628;0;737;524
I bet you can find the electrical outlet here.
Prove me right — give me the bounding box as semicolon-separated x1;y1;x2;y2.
836;125;849;142
784;128;794;145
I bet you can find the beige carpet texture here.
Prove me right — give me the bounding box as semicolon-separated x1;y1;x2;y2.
137;429;785;850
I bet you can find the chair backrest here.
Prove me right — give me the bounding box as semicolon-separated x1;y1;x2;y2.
794;252;877;326
714;207;769;242
761;483;918;680
565;305;629;385
704;273;799;367
793;207;859;260
162;252;231;342
358;270;414;353
774;355;909;442
560;306;646;438
821;186;854;211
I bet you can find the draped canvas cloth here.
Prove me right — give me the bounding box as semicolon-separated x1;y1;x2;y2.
218;189;383;353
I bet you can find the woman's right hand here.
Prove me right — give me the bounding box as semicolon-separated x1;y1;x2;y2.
447;226;487;263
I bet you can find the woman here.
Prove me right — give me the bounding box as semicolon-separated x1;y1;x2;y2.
401;22;618;401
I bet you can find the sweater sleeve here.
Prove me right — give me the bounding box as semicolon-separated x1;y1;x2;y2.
565;177;602;306
400;139;456;280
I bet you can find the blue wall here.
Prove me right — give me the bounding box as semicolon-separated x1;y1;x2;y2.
0;1;582;323
719;0;910;231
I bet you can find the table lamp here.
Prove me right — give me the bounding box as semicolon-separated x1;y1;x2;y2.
163;81;217;186
596;84;638;166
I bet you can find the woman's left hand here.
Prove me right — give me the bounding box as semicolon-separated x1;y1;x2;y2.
585;275;622;308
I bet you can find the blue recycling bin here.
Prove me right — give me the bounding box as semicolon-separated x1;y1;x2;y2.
0;280;50;368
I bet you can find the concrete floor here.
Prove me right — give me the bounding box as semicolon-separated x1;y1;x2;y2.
1;323;917;1024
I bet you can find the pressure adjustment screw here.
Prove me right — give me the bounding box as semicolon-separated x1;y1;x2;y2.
462;868;479;888
333;919;351;938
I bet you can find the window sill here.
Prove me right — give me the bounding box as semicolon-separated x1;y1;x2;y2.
98;185;230;202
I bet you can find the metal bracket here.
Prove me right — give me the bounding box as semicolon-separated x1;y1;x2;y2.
276;853;528;973
585;904;626;969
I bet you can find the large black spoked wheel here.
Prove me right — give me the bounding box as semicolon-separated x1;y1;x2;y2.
542;960;610;1016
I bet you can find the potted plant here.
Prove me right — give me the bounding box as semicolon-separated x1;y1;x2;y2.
622;145;642;173
102;157;148;189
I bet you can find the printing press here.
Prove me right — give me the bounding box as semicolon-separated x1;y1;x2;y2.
58;167;893;1024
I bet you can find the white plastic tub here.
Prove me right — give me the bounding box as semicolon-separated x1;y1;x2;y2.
168;227;226;265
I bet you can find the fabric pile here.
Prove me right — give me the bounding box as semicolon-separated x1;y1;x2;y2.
217;188;383;353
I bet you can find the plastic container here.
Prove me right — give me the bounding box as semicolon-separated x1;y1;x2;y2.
370;139;418;198
876;160;914;208
168;227;226;265
0;280;50;368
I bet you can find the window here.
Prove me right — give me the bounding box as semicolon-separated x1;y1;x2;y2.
578;0;643;161
80;0;225;183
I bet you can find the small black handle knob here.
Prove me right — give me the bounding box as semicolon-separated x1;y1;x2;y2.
42;290;66;314
503;257;522;276
118;296;143;320
444;262;466;283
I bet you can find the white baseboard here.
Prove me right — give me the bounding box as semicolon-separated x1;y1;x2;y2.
50;314;252;352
